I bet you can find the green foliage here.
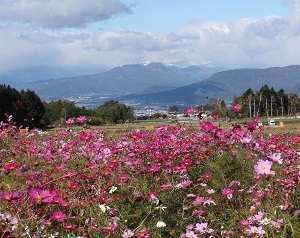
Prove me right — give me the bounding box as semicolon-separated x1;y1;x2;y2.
20;89;45;125
0;84;45;127
43;100;89;125
233;85;300;118
95;100;134;124
168;105;179;114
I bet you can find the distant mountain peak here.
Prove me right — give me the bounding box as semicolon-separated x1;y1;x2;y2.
141;60;152;66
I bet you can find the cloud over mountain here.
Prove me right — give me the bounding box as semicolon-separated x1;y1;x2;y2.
0;0;132;28
0;1;300;75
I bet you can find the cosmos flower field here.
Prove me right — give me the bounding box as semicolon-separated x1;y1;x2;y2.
1;113;300;237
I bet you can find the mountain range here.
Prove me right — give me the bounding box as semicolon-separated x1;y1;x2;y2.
1;63;300;109
119;65;300;107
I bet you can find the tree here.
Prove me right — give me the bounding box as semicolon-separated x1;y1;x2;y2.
233;86;298;118
43;100;89;125
0;85;28;125
168;105;179;114
20;89;45;126
95;101;134;124
277;89;289;116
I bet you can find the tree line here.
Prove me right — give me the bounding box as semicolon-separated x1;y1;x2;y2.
0;84;134;128
232;85;300;118
168;85;299;120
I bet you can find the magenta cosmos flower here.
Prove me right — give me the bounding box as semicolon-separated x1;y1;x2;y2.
50;210;67;223
185;107;195;115
231;103;242;112
222;187;234;199
28;187;54;204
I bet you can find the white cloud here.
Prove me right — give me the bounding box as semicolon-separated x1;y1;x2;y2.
0;0;132;28
1;1;300;74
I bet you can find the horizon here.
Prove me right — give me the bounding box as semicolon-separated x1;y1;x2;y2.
1;0;300;79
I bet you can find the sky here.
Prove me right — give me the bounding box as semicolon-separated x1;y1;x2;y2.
0;0;300;74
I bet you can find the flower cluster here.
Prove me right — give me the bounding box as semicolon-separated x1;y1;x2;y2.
0;114;300;237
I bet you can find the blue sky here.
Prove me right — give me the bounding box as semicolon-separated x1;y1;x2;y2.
0;0;299;74
98;0;292;33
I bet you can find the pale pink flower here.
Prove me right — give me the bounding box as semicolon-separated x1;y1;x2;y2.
254;159;273;175
245;225;266;235
76;116;86;123
268;152;283;164
122;229;134;238
195;222;208;233
65;118;74;125
184;230;198;238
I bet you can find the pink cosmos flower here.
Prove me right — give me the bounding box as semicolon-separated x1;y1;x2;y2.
254;159;273;175
159;182;172;191
63;224;76;230
4;162;19;173
79;132;94;141
1;190;21;203
211;113;219;121
65;118;74;125
231;103;242;112
28;187;54;204
268;152;283;164
136;228;150;238
200;122;214;132
7;115;13;122
253;116;260;123
103;148;112;158
76;116;86;123
245;225;266;235
50;210;67;223
184;230;198;238
102;225;117;232
203;173;212;180
195;222;214;234
193;196;205;206
122;229;134;238
147;191;157;200
240;219;250;226
199;135;213;144
195;222;209;233
222;188;234;199
185;107;195;115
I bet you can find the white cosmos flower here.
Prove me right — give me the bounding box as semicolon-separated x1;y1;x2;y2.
156;221;166;228
99;204;110;213
109;186;117;194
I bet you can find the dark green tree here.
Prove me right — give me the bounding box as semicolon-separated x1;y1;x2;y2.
168;105;179;114
277;89;289;116
20;89;45;126
0;84;24;124
95;101;134;124
43;99;90;125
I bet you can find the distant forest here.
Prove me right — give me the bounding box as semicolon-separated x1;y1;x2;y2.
0;84;134;128
0;84;299;128
231;85;300;118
